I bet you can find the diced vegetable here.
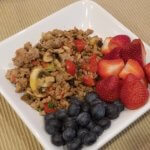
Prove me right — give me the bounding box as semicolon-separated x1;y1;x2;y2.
65;60;76;76
44;103;57;114
74;39;85;52
83;76;95;86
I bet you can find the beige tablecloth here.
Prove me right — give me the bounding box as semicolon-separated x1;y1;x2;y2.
0;0;150;150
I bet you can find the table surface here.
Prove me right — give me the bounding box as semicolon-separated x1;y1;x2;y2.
0;0;150;150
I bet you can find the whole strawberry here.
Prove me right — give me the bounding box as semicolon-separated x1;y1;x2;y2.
120;74;149;109
96;76;120;102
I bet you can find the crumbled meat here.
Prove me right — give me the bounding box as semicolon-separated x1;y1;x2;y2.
6;28;102;114
13;46;39;67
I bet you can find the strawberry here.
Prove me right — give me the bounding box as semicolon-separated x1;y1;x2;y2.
119;59;145;79
121;39;146;66
83;75;95;86
74;39;85;52
96;76;120;102
120;74;149;109
140;77;148;88
144;63;150;82
109;35;131;50
101;37;112;55
98;59;125;78
103;47;122;60
101;35;131;55
65;60;76;76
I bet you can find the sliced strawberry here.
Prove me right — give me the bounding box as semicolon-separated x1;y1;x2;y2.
119;59;145;79
144;63;150;82
109;35;131;50
120;74;149;110
101;37;112;55
65;60;76;76
96;76;120;102
103;47;122;60
101;35;131;55
83;75;95;86
140;77;148;88
121;39;146;66
74;39;85;52
89;54;98;73
98;59;125;78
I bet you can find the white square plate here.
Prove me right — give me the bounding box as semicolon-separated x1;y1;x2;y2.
0;0;150;150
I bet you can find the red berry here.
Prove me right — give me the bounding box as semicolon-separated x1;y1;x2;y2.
120;74;149;110
96;76;120;102
144;63;150;83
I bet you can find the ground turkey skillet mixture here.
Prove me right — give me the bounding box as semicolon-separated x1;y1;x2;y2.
6;28;103;115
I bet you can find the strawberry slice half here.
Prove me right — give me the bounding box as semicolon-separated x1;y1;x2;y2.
120;74;149;110
101;37;112;55
103;47;122;60
101;35;131;55
98;59;125;78
121;39;146;66
109;35;131;50
119;59;145;79
144;63;150;83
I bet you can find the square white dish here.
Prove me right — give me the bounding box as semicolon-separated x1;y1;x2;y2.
0;0;150;150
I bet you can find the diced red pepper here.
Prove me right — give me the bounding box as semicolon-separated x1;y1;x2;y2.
44;103;57;114
31;60;40;66
65;60;76;76
81;62;90;71
41;62;49;68
89;54;98;73
83;75;95;86
74;39;85;52
11;75;17;83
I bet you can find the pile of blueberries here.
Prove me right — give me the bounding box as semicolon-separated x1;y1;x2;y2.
44;92;124;150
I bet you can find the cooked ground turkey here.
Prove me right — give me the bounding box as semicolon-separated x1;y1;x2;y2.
6;28;103;115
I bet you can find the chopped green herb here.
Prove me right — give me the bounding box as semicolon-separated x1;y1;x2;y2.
48;102;57;108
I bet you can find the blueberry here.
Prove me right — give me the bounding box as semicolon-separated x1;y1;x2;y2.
68;104;81;116
102;101;108;108
92;125;103;136
106;104;119;119
55;109;67;120
63;117;78;130
82;103;90;112
77;128;89;139
83;132;97;146
97;117;111;130
77;112;91;127
87;121;96;130
67;138;82;150
91;104;105;120
85;92;98;104
44;113;55;123
114;100;124;112
45;119;61;135
63;128;76;142
51;134;65;146
68;96;83;106
90;98;102;106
